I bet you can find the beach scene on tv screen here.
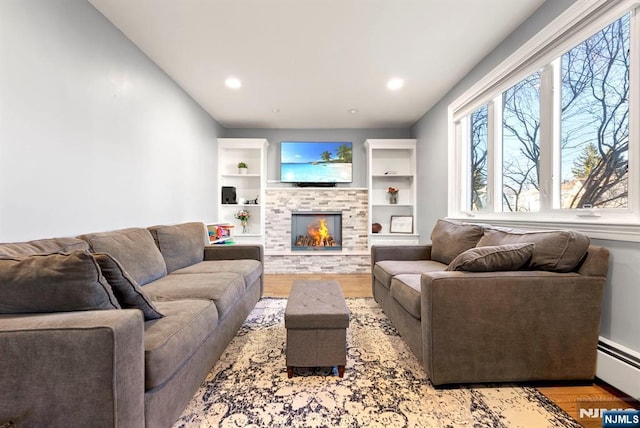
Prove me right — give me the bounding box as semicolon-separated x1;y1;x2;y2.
281;142;353;183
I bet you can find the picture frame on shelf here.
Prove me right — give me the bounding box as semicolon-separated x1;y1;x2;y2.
390;215;413;234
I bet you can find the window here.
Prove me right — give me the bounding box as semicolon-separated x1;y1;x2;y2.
560;14;630;209
449;0;638;237
502;72;541;212
470;105;488;210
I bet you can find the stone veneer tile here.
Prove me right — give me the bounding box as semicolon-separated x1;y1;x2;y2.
265;188;370;273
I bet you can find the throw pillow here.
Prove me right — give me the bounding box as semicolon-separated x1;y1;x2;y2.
446;243;534;272
93;253;164;321
430;219;485;264
0;251;121;314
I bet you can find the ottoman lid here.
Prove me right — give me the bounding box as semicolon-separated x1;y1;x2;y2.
285;280;350;329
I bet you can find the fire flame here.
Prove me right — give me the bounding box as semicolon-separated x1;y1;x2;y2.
308;218;330;246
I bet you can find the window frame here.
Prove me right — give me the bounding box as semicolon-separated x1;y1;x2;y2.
448;0;640;242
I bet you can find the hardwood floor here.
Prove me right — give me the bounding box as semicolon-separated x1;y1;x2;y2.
264;273;372;298
263;273;639;423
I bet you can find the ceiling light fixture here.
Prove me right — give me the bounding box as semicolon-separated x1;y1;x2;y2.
387;78;404;91
348;108;358;114
272;108;280;113
225;77;242;89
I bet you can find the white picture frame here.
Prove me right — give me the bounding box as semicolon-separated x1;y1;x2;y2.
390;215;413;234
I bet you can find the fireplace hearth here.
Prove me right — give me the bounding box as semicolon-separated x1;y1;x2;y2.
291;211;342;251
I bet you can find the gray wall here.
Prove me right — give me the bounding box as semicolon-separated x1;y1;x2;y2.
0;0;223;241
411;0;640;353
224;128;412;188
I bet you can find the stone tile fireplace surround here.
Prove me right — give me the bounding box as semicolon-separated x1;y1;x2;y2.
264;188;370;273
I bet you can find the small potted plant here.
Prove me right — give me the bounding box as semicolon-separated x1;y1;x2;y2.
237;162;248;174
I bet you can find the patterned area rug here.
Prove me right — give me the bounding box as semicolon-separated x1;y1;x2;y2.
174;298;580;427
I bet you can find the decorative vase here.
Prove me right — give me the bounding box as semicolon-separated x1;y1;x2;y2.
238;167;248;175
241;220;248;233
389;193;398;204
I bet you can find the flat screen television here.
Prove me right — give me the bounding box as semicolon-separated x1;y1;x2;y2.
280;141;353;185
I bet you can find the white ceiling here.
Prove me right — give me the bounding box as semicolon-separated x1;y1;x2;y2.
89;0;546;129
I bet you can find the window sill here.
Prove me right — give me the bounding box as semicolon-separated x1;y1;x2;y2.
447;214;640;243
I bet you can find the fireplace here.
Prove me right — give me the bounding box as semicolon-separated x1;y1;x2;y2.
291;211;342;251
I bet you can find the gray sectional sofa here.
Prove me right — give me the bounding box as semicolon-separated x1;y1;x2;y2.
372;219;610;386
0;222;263;427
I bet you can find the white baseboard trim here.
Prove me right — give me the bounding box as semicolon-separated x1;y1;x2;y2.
596;337;640;399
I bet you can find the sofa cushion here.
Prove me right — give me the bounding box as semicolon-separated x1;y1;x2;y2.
148;222;205;273
0;251;121;314
446;243;534;272
430;219;485;264
0;237;89;257
477;228;590;272
93;253;164;321
141;273;246;319
172;259;262;289
374;260;447;290
79;228;167;285
390;274;422;320
143;299;218;389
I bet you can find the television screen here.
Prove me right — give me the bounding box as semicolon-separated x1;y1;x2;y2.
280;141;353;183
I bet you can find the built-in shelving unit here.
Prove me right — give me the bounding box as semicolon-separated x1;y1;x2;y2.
365;139;419;247
217;138;269;244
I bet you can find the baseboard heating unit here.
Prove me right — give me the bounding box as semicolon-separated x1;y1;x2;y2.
597;337;640;399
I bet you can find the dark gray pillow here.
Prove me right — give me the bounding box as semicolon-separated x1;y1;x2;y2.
446;243;534;272
0;251;121;314
93;253;164;321
0;237;90;258
430;219;485;264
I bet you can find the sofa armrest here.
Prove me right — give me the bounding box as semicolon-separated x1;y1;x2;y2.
204;244;264;262
0;309;145;428
371;245;432;266
420;270;606;386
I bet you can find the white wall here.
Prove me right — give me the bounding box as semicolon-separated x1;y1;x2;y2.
224;128;412;188
0;0;223;241
411;0;640;374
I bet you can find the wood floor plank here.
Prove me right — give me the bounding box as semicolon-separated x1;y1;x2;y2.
263;273;639;422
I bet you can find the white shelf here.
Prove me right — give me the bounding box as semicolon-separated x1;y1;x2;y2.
370;233;419;237
221;173;261;178
217;138;269;244
372;174;414;178
365;139;419;248
371;204;413;209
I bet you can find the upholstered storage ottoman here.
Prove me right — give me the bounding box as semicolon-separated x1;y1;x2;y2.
285;280;350;378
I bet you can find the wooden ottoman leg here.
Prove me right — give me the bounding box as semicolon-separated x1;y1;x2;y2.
338;365;345;378
287;366;294;379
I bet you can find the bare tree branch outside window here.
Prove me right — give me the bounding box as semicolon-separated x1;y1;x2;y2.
497;13;629;211
561;13;629;209
470;105;488;210
502;72;541;212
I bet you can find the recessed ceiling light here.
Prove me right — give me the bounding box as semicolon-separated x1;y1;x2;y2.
387;78;404;90
348;108;358;114
272;108;280;113
225;77;242;89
